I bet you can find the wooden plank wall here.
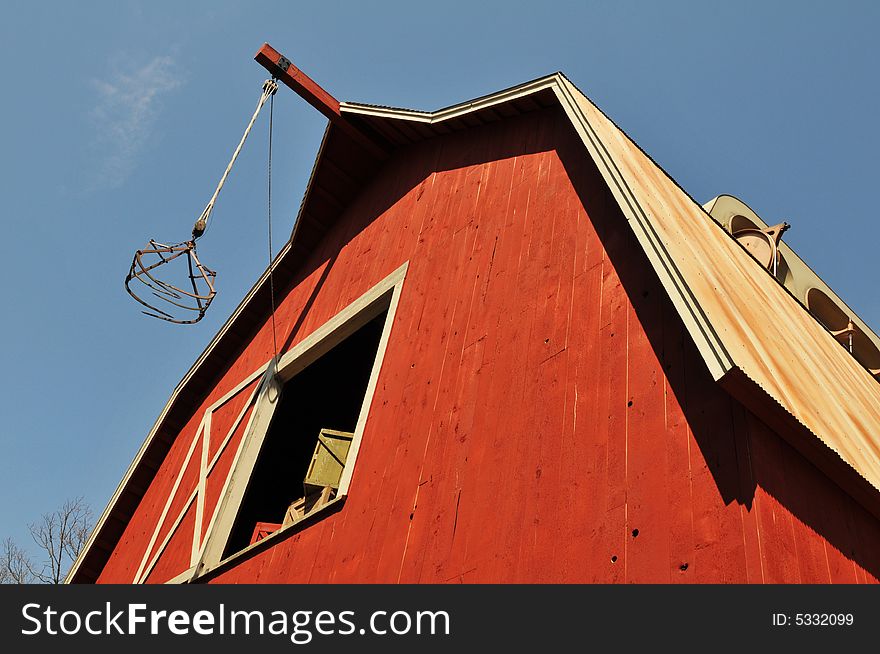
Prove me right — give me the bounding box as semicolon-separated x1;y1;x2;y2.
97;106;880;584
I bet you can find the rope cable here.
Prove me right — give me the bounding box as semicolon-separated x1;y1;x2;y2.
193;78;278;239
267;82;279;360
125;78;280;325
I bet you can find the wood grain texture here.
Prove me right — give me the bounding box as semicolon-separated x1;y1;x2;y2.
97;106;880;584
567;80;880;497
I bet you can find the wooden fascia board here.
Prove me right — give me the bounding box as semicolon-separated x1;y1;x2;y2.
551;77;735;380
339;75;560;124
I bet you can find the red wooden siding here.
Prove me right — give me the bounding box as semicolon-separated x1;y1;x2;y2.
144;501;197;584
98;106;880;584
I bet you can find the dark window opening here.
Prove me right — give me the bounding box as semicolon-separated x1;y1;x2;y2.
223;309;388;557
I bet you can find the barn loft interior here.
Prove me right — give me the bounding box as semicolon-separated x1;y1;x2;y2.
70;43;880;584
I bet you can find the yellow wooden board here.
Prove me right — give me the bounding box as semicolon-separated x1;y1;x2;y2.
304;428;353;492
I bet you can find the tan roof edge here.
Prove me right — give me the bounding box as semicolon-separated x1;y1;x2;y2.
551;76;735;379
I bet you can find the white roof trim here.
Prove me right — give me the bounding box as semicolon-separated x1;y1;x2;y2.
340;74;561;123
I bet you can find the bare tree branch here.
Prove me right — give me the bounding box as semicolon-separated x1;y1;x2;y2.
0;537;36;584
28;497;94;584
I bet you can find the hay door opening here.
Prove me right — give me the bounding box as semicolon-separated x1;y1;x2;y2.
222;309;389;557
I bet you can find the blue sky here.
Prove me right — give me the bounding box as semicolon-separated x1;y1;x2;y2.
1;1;878;560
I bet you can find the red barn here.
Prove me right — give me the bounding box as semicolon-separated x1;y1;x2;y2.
70;46;880;584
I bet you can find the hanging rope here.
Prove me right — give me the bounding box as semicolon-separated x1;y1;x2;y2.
125;78;279;324
193;78;279;239
266;82;279;358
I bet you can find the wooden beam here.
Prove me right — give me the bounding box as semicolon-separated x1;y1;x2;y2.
254;43;340;122
254;43;388;159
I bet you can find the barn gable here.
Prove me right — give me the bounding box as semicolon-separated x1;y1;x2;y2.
69;69;880;583
340;77;880;506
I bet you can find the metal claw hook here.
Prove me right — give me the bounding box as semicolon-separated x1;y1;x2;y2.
124;239;217;324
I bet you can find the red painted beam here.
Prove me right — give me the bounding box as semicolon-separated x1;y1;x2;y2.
255;43;340;122
254;43;387;158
